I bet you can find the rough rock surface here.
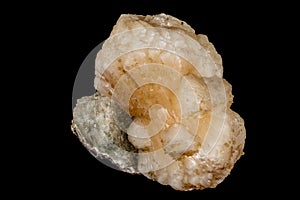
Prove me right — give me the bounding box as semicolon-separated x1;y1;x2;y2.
72;13;246;191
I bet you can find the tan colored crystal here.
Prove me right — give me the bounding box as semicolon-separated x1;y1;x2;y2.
73;13;246;191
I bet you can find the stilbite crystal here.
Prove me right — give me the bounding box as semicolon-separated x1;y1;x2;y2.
72;13;246;191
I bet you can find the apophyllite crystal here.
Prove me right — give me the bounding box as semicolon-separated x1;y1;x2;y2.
72;13;246;191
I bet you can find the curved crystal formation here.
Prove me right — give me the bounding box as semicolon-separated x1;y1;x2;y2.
72;13;246;191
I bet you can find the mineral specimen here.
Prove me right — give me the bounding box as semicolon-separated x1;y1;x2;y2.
72;13;246;191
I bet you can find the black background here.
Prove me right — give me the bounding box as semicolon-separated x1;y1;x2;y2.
6;0;295;198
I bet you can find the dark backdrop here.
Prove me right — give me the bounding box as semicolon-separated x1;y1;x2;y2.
7;0;294;198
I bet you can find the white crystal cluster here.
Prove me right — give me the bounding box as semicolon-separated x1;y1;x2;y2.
72;13;246;191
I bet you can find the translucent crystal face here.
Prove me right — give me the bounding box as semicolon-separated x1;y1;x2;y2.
72;13;246;191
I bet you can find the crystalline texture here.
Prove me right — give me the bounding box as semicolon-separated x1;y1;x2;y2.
72;13;246;191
